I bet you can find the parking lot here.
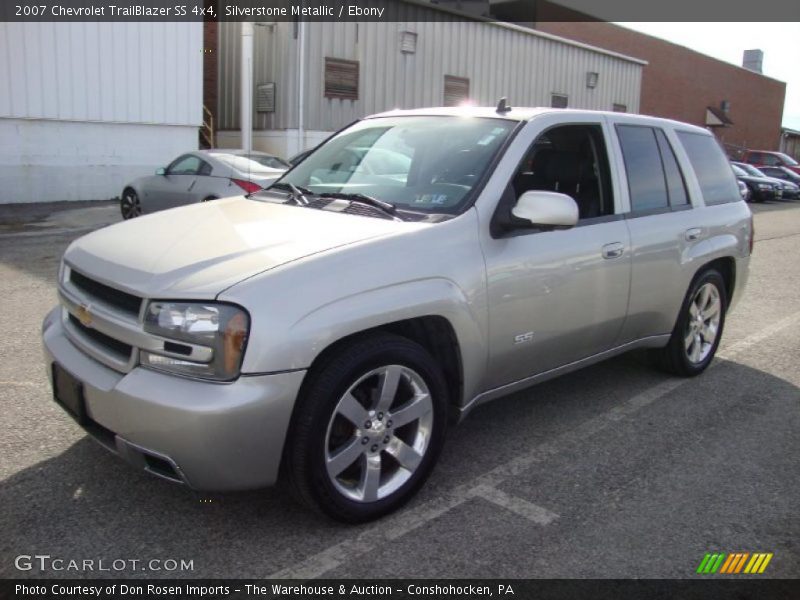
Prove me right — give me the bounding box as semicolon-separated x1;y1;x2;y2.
0;199;798;580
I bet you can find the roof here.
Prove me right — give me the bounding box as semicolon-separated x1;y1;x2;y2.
368;106;712;134
401;0;647;67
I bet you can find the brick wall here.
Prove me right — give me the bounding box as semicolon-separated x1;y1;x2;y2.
537;21;786;151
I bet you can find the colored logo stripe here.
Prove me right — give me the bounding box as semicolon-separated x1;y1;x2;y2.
700;552;773;574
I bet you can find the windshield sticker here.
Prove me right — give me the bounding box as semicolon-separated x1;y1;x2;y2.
414;194;449;205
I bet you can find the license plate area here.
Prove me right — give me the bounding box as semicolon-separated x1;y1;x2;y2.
52;363;87;425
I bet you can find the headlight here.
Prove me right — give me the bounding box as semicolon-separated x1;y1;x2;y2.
141;301;250;381
757;183;771;190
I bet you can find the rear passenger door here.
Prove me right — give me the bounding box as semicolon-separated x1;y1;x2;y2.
612;123;698;343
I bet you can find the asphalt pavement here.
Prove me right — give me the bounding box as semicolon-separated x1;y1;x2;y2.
0;199;798;580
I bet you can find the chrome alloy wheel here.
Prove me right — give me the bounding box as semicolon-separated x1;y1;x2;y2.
324;365;434;503
684;282;722;364
121;191;141;219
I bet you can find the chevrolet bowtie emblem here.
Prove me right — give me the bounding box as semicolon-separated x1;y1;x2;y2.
76;304;93;327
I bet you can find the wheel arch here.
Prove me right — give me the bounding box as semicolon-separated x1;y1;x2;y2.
298;315;465;422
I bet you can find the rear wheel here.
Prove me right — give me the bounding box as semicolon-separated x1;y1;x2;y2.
656;269;727;376
120;189;141;219
201;196;219;202
285;334;448;522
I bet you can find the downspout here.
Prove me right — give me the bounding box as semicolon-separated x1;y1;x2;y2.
297;18;306;154
240;21;254;153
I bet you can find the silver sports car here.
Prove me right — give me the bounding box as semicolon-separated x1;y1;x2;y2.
120;150;289;219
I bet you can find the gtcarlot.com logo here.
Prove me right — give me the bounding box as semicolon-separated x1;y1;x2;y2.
696;552;773;575
15;554;194;573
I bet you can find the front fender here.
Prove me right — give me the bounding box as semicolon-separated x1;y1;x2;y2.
284;278;487;407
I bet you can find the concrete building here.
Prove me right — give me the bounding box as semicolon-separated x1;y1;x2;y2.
0;22;203;204
210;2;644;158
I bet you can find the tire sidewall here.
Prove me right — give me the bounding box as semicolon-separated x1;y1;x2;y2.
673;269;728;375
296;337;448;522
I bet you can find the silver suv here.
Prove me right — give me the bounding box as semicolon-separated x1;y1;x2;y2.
42;106;752;522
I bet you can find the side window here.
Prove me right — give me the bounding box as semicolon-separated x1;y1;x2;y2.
616;125;669;212
167;155;202;175
655;129;689;206
198;161;212;176
511;124;614;221
677;131;741;205
762;154;780;166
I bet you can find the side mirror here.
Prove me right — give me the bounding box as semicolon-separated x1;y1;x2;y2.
511;191;578;229
156;167;166;176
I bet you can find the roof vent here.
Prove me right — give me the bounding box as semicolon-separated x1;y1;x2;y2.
496;97;511;113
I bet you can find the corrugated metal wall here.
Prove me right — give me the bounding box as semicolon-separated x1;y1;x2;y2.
217;8;642;133
0;22;203;126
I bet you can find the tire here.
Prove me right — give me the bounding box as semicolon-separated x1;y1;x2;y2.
201;196;218;203
655;269;727;377
285;333;448;523
120;189;141;219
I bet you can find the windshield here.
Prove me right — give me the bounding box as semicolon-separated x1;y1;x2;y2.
276;116;517;214
731;164;747;177
776;152;799;166
736;163;765;177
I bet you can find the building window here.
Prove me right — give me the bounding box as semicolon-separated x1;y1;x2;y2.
444;75;470;107
324;58;359;100
551;94;568;109
613;103;627;113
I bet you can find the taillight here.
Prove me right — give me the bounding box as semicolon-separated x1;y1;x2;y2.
748;214;755;255
231;178;261;194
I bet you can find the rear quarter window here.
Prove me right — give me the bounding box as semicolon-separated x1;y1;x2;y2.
676;132;741;205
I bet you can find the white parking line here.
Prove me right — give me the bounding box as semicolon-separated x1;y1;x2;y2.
270;311;800;580
471;485;559;525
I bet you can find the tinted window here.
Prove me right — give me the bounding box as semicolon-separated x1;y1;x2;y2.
655;129;689;206
167;155;202;175
617;125;669;212
677;132;741;205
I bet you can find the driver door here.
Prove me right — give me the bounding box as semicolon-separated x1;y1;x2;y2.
480;117;632;389
141;154;202;212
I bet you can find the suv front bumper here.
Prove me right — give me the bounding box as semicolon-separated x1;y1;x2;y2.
42;307;305;491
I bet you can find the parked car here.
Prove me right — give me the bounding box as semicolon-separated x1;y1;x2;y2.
757;165;800;194
44;106;752;522
732;162;799;200
737;179;751;202
731;164;781;202
741;149;800;175
119;150;289;219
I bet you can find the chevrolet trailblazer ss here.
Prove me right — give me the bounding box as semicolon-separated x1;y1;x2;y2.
43;105;752;522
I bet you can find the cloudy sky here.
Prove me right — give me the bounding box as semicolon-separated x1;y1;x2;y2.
618;23;800;131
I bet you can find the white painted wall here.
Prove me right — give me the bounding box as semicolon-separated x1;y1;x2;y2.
0;22;203;204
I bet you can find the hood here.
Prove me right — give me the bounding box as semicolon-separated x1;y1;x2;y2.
64;197;415;298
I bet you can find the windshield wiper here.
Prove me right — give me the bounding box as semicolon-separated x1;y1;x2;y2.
319;192;397;217
268;182;312;205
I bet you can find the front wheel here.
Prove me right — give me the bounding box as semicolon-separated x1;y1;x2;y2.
285;334;448;522
120;189;141;219
656;269;727;376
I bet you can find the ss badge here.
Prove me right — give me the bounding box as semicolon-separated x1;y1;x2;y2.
514;331;534;345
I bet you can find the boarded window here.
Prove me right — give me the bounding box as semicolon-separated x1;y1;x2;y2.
444;75;470;107
551;94;568;109
613;103;627;113
324;58;359;100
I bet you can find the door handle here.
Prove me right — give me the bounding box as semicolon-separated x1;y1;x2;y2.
685;227;703;241
602;242;625;259
187;180;197;192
